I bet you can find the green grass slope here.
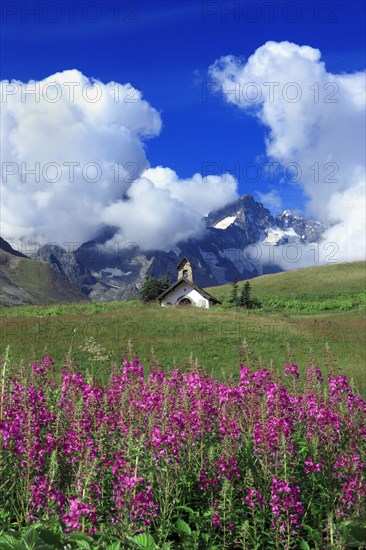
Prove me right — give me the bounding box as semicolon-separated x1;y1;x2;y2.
0;261;365;392
207;261;366;312
0;250;88;306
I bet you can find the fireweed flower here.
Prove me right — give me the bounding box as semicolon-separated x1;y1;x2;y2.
306;364;324;385
62;496;98;532
31;356;55;377
333;453;364;479
29;475;66;518
245;489;265;509
211;511;221;527
216;455;241;482
328;374;351;398
198;467;220;490
31;362;46;376
270;477;304;534
338;476;366;518
130;486;159;526
111;469;158;527
1;354;365;540
345;393;366;416
304;458;323;474
284;363;300;381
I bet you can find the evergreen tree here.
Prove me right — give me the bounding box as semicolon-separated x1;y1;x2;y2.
229;276;239;306
158;271;172;293
139;270;172;302
239;281;252;308
139;272;160;302
238;280;261;309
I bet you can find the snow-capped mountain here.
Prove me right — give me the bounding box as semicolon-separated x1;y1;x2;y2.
275;210;328;243
33;195;329;301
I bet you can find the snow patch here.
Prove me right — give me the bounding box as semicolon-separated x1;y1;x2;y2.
263;227;299;245
93;268;132;278
214;216;236;229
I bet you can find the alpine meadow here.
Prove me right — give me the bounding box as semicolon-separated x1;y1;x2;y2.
1;1;366;548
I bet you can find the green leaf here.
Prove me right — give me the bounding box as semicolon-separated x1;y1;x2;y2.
302;524;315;534
68;532;93;542
1;543;26;550
22;527;40;549
299;541;310;550
74;541;92;550
105;543;121;550
0;534;18;543
176;518;192;536
130;533;156;550
0;533;22;550
176;505;195;515
63;531;92;549
348;525;366;542
37;528;63;548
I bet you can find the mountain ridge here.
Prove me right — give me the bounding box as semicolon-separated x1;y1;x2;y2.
2;194;329;304
0;238;89;306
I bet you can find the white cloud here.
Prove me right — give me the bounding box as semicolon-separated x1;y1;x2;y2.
210;41;366;262
143;166;238;217
103;168;238;250
1;70;238;250
256;189;282;212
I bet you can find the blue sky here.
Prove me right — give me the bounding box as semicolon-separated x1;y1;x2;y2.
1;0;365;216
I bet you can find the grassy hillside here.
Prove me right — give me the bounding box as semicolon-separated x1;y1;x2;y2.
0;262;365;392
0;250;88;306
207;261;366;312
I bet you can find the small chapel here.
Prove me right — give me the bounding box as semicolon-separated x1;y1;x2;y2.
157;257;221;308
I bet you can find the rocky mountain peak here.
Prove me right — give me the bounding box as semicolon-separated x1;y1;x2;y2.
36;243;95;289
9;195;329;303
276;211;329;243
206;194;275;230
0;237;29;259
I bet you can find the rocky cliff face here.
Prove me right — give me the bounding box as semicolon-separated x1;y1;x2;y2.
0;238;88;306
0;237;29;258
24;195;328;301
35;244;96;291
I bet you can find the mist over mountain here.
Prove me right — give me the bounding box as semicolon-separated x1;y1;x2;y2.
22;194;330;301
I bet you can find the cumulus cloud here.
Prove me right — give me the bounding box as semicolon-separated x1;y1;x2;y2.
209;41;366;262
256;189;283;212
0;70;237;250
102;168;238;250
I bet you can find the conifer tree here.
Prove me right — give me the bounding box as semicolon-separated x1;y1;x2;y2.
238;280;261;309
239;281;252;308
139;270;172;302
139;272;160;302
159;271;172;293
229;276;239;306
